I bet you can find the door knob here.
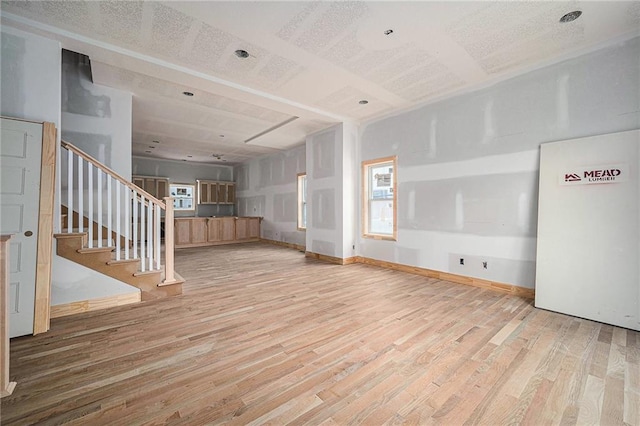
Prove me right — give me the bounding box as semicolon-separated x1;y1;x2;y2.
24;230;33;237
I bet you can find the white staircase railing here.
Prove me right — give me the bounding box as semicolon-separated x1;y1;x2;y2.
60;140;176;282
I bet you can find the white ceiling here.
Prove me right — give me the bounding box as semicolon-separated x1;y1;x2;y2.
2;1;639;165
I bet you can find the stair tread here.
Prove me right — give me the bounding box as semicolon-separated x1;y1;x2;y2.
77;246;115;254
107;258;139;265
54;232;86;238
134;269;163;277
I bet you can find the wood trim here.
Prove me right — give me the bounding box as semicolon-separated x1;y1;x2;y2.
260;238;306;252
61;140;165;208
33;122;57;335
0;236;17;398
296;173;307;231
305;251;358;265
361;156;397;241
0;115;43;124
356;256;535;299
50;292;141;319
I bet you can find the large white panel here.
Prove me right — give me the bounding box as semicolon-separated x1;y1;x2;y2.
535;130;639;331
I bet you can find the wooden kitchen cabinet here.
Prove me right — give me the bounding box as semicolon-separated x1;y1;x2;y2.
207;218;221;242
190;218;208;245
132;175;169;199
235;217;248;240
198;180;234;205
221;217;235;241
174;217;261;248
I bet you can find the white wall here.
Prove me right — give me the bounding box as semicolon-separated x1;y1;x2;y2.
235;145;305;246
133;156;234;218
358;36;640;289
0;25;61;126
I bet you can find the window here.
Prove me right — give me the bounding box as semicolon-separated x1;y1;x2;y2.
297;173;307;230
362;156;397;240
169;184;195;211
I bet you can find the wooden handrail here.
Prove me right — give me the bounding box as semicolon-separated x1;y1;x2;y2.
61;140;165;209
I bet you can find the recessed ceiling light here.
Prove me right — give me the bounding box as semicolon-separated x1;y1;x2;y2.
219;135;225;138
560;10;582;23
148;146;155;148
359;100;369;105
187;155;193;158
182;159;187;161
182;91;194;97
234;49;249;59
384;29;393;36
152;140;160;143
223;160;227;162
145;150;151;153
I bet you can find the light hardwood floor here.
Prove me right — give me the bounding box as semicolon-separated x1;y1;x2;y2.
2;243;639;425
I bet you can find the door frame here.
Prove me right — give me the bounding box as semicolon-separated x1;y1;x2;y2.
2;117;56;335
34;121;56;334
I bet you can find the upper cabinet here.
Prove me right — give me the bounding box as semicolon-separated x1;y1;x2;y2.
132;175;169;200
198;180;235;205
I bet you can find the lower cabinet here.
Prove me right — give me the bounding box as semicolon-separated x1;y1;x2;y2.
175;217;261;248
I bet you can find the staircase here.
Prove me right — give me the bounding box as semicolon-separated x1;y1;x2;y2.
54;141;182;302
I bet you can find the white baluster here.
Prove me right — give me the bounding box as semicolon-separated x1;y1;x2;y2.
107;176;112;247
67;149;73;233
77;155;83;233
115;183;121;261
133;191;138;259
147;199;153;269
88;163;93;248
155;204;161;270
97;170;103;248
124;187;130;260
140;197;146;272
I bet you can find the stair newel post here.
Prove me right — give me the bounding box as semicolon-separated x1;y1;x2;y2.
163;197;176;284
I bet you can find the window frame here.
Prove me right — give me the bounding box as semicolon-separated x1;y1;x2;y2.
362;156;397;241
297;173;307;231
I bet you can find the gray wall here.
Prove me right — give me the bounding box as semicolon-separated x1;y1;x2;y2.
61;50;132;179
358;36;640;289
235;145;305;246
133;156;234;217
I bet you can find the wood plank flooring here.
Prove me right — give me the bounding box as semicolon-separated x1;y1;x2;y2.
2;243;639;425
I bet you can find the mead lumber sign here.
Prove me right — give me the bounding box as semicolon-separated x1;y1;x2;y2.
559;164;627;186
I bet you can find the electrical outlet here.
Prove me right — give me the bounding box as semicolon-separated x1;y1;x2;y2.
482;261;488;269
459;258;464;265
352;245;355;250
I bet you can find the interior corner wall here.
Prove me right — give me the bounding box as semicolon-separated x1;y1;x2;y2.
234;144;306;246
340;122;358;259
306;123;353;258
132;156;234;217
358;36;640;289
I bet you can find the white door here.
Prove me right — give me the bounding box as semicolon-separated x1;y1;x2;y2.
535;130;639;331
0;118;43;337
